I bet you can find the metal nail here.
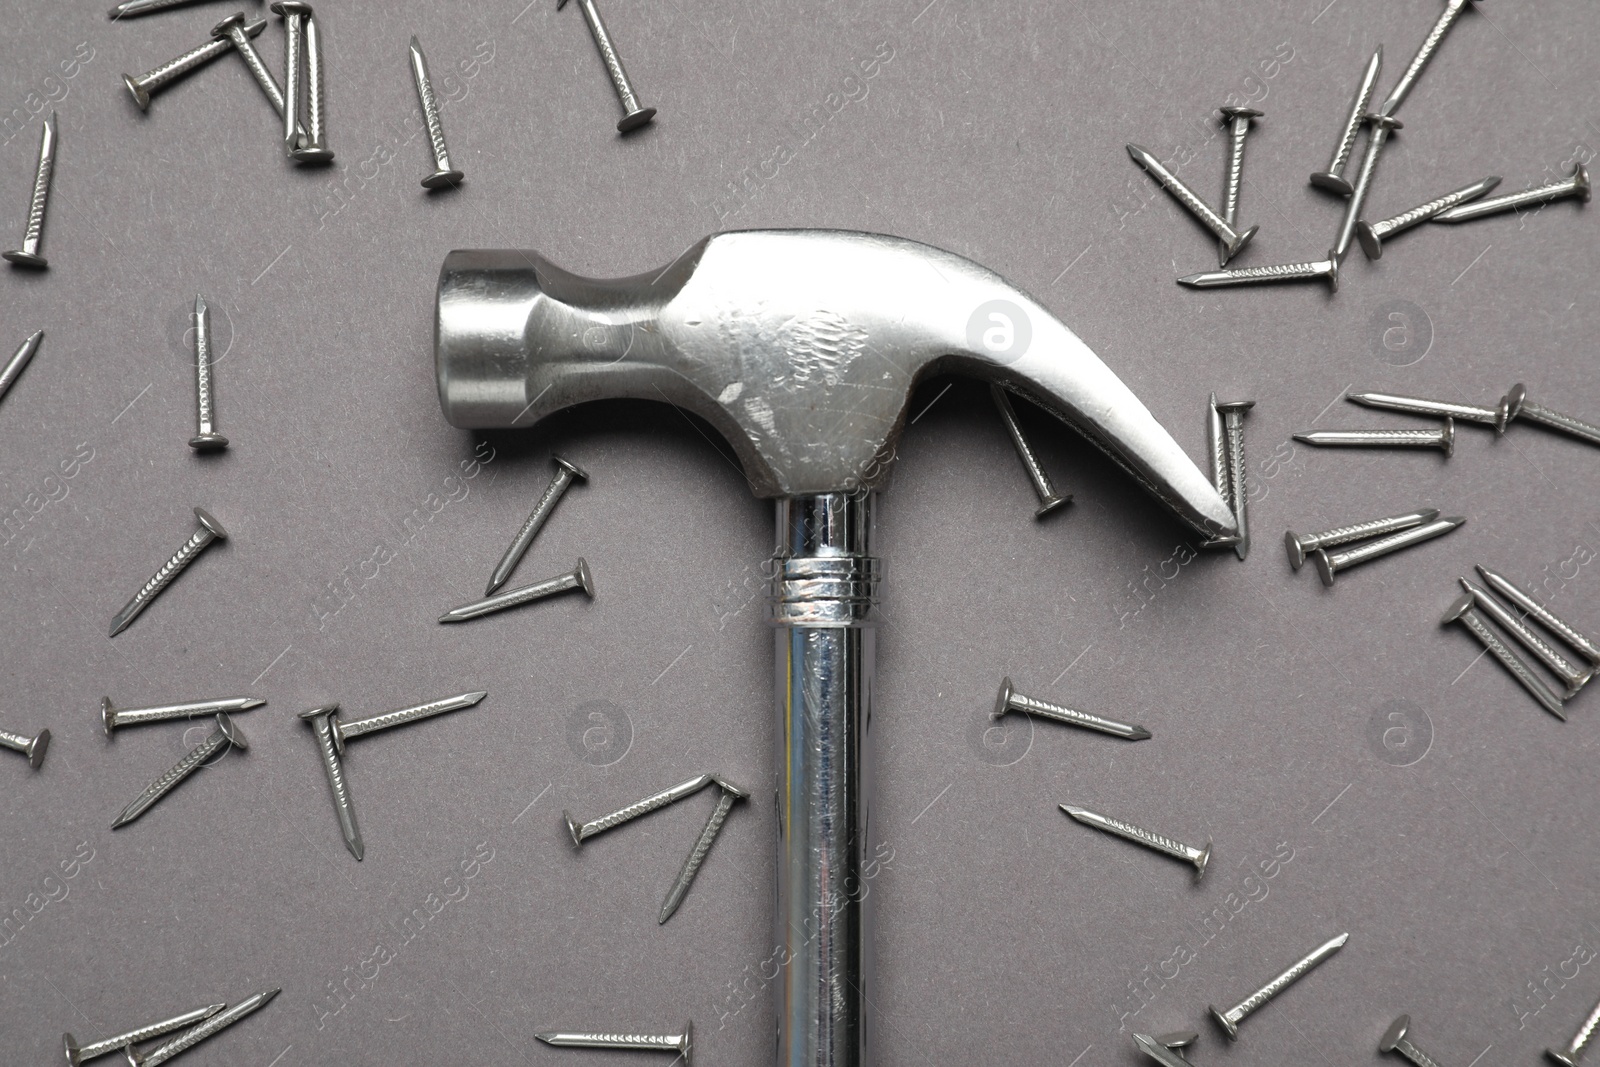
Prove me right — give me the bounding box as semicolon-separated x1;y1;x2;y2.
1547;990;1600;1067
486;456;588;594
1208;932;1349;1039
534;1022;692;1064
103;695;265;736
564;773;716;846
993;676;1150;741
1476;565;1600;668
1207;393;1230;509
559;0;657;133
1293;419;1454;456
1333;113;1403;262
1461;577;1592;697
3;111;56;269
440;558;594;623
122;19;268;111
1381;1015;1448;1067
1218;106;1261;266
990;385;1071;518
1284;507;1439;571
1346;390;1497;426
1442;593;1567;719
1218;399;1252;560
409;36;462;189
212;13;307;144
1134;1034;1194;1067
112;713;246;828
123;989;279;1067
1128;144;1257;263
65;1003;225;1066
1435;164;1590;223
110;0;228;16
660;775;748;923
299;704;363;860
188;295;227;451
1310;46;1382;194
0;329;43;408
109;507;228;637
1158;1033;1199;1051
1312;516;1464;587
330;690;486;754
271;3;309;158
1177;251;1339;291
0;725;50;769
1060;803;1210;878
1379;0;1480;117
293;15;334;163
1356;176;1501;258
1497;383;1600;448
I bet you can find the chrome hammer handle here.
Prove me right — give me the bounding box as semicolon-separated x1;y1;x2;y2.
772;493;878;1067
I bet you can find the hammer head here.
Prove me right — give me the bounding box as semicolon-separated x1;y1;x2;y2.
437;230;1236;539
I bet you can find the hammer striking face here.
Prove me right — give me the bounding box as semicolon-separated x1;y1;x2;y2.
435;229;1235;1067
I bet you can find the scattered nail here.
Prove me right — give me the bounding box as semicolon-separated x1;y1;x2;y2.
660;776;748;923
990;385;1070;518
103;695;265;736
1208;932;1349;1038
440;558;594;623
1284;507;1439;571
1060;803;1210;878
112;713;246;828
1312;515;1464;586
1310;46;1382;194
3;111;56;269
565;773;716;846
993;676;1150;741
1356;176;1501;258
1128;144;1257;263
486;456;587;595
1442;592;1567;719
109;507;229;637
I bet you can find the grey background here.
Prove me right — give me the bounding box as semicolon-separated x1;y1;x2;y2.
1;0;1597;1064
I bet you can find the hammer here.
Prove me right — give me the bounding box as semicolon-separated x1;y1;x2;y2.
434;229;1237;1065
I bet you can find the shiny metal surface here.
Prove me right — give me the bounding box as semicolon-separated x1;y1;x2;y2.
1207;393;1230;512
1441;593;1567;720
272;3;307;158
1134;1033;1195;1067
1547;992;1600;1067
1294;420;1454;456
772;491;877;1067
659;776;747;924
534;1022;692;1064
435;228;1237;1067
1218;399;1252;560
3;112;55;269
1310;46;1382;194
438;558;594;622
0;725;50;769
102;695;265;735
299;704;363;859
557;0;656;133
1476;565;1600;668
1380;1015;1448;1067
1218;107;1261;266
64;1003;225;1066
1177;251;1338;291
330;690;485;753
1333;113;1402;262
109;0;225;16
292;15;334;163
121;18;267;111
112;713;246;828
1284;507;1439;571
211;14;308;145
1208;932;1348;1039
1378;0;1479;117
486;457;587;594
989;385;1070;518
1312;516;1464;587
1127;145;1257;264
409;37;463;189
1346;390;1497;425
1496;382;1600;448
188;295;227;451
563;772;716;846
1434;165;1590;223
108;507;228;637
993;676;1150;741
0;328;43;409
1356;176;1500;259
435;230;1237;537
1059;803;1209;878
123;988;279;1067
1460;577;1592;697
